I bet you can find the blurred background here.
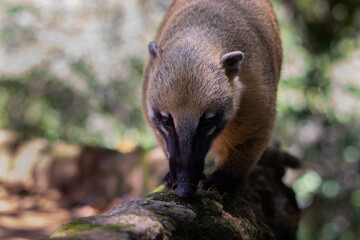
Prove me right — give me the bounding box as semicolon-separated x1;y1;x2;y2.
0;0;358;239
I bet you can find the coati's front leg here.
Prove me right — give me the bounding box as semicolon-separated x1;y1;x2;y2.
202;125;272;196
201;154;255;197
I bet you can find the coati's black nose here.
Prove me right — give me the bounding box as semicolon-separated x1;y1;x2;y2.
173;183;197;198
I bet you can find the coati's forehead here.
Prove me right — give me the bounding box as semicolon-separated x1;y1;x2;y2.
147;53;234;117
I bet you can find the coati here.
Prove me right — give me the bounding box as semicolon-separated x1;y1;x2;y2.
142;0;282;198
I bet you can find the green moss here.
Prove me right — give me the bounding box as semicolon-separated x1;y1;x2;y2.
50;220;98;237
169;206;181;213
196;213;244;240
196;189;223;203
51;221;136;237
148;192;182;203
198;216;225;239
200;198;223;215
150;184;167;194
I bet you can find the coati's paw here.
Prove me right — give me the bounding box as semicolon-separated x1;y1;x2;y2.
198;178;217;192
198;175;217;191
200;171;243;198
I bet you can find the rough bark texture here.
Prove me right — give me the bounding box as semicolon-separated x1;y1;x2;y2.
49;146;300;240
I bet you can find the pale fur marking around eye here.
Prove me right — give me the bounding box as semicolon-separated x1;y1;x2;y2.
160;111;169;118
156;129;170;159
207;126;216;136
160;125;169;136
205;112;216;119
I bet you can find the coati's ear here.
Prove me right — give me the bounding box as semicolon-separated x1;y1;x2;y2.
148;41;162;61
220;51;245;77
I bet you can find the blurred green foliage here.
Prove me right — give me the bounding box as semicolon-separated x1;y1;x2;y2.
0;58;149;148
0;0;359;239
274;0;360;239
0;2;36;47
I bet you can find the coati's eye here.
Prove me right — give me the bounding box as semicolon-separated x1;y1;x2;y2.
203;117;216;127
161;116;171;126
157;111;173;128
200;112;217;128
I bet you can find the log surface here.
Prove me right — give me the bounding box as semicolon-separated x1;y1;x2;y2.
50;148;300;240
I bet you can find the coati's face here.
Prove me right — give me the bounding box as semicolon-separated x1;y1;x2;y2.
145;42;244;198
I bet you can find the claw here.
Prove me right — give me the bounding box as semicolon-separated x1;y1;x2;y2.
199;178;219;193
207;184;218;192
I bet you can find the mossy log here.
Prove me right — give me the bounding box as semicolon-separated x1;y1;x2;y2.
50;147;300;240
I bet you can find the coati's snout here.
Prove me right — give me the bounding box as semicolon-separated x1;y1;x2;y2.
166;118;208;198
171;172;199;198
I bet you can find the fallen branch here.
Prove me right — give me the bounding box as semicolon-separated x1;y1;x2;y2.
49;145;300;240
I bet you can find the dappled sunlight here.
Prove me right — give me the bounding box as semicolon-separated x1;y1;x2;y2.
282;50;306;79
331;51;360;116
116;138;137;153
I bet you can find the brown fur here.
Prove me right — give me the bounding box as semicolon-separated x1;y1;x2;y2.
143;0;282;194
